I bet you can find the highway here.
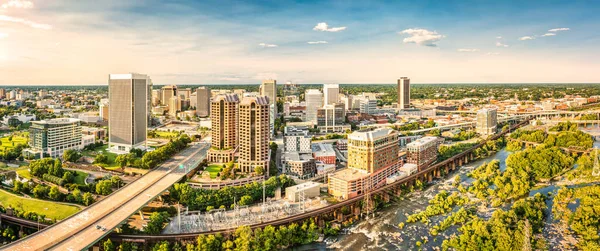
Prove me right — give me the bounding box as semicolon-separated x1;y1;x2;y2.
2;143;209;251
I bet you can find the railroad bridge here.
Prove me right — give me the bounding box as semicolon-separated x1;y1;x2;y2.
2;119;531;247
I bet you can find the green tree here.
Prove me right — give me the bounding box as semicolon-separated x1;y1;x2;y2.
145;212;170;234
62;149;81;162
96;180;113;195
48;186;61;201
82;192;95;205
103;239;115;251
32;184;48;198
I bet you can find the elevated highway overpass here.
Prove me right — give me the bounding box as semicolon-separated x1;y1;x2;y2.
1;143;209;251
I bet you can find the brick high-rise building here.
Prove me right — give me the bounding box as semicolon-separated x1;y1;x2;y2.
208;94;239;163
238;96;270;174
398;77;410;110
328;128;400;200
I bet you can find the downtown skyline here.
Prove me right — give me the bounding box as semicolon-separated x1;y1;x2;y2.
1;0;600;85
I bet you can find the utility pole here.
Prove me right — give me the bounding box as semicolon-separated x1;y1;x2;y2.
177;203;181;233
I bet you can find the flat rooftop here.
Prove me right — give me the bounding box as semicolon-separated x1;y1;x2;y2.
329;168;369;182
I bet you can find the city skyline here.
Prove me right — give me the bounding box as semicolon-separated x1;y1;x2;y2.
1;0;600;85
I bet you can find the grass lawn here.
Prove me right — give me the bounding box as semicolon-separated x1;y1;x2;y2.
151;131;180;139
0;135;28;151
16;167;31;179
72;170;89;185
206;164;223;179
0;189;81;220
82;144;119;169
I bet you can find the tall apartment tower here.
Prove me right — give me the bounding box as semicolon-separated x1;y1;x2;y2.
207;94;239;163
476;108;498;136
305;89;323;124
161;85;177;111
398;77;410;110
196;87;211;117
238;96;270;174
328;128;400;199
108;73;152;153
260;80;277;136
323;83;340;105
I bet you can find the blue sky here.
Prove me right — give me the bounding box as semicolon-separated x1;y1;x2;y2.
0;0;599;85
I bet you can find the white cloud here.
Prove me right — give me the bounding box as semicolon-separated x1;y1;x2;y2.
519;36;534;41
307;41;328;44
0;32;7;38
313;22;346;32
496;36;502;39
0;15;52;29
399;28;445;47
496;42;509;47
1;0;33;9
542;33;556;37
486;52;500;56
258;43;277;48
457;48;479;52
548;27;570;32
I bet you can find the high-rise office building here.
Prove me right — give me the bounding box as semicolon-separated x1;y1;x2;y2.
328;128;400;199
317;103;346;130
0;89;5;99
196;87;211;117
208;94;239;163
398;77;410;110
161;85;177;111
305;89;323;124
108;73;152;153
323;83;340;105
260;80;277;136
476;108;498;136
238;96;270;174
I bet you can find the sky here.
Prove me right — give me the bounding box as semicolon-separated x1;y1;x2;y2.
0;0;599;85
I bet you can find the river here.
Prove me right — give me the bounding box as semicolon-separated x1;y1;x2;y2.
298;143;597;251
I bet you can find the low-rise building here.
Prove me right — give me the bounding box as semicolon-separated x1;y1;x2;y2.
312;143;336;164
282;152;317;179
406;136;440;170
283;126;312;153
24;118;83;159
285;181;321;202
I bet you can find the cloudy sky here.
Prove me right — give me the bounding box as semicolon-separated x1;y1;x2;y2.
0;0;599;85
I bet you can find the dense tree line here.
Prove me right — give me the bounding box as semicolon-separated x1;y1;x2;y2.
442;193;548;251
105;219;321;251
141;135;191;169
405;191;469;224
438;137;505;162
510;125;593;150
493;145;573;204
168;175;294;212
553;186;600;250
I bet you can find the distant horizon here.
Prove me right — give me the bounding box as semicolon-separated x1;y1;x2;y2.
0;82;599;87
